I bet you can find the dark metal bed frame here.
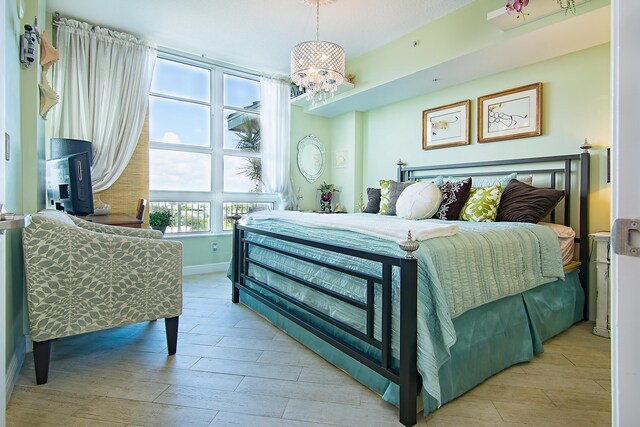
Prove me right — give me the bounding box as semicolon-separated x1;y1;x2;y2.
231;149;590;427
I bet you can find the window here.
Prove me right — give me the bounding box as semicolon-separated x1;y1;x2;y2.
149;56;275;234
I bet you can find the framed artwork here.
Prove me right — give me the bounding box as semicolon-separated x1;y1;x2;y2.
478;82;542;143
422;100;470;150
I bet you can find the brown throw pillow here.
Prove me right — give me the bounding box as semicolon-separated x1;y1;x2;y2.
363;188;381;213
435;178;472;220
497;179;565;223
386;181;413;216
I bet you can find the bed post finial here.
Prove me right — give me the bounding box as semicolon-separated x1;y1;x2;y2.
397;159;404;167
229;209;242;224
580;138;592;153
399;230;420;259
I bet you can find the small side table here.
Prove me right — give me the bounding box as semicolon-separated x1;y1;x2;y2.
590;231;611;338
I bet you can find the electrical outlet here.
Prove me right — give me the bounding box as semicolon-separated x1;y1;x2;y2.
211;242;218;252
5;133;10;160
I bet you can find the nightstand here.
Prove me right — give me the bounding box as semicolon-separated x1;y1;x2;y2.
590;231;611;338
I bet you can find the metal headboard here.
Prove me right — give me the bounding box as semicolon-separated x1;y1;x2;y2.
396;149;591;319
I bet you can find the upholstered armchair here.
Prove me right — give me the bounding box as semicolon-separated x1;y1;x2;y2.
22;210;183;384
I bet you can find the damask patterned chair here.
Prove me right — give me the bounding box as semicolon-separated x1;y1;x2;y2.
22;210;183;384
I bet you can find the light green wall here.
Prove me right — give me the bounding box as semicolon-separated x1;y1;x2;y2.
173;235;233;268
290;106;331;212
4;0;47;378
360;44;610;233
345;0;609;96
329;112;363;212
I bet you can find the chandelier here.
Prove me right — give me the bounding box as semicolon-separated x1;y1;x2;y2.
290;0;345;105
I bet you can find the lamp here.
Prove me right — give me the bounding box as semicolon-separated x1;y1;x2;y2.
291;0;345;105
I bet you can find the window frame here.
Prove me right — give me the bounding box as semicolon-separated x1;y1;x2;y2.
149;52;277;236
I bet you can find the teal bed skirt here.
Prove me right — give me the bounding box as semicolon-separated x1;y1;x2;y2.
239;270;584;416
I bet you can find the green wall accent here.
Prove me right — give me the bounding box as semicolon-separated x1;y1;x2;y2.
172;234;233;268
4;0;47;378
329;111;363;212
290;106;331;212
346;0;610;96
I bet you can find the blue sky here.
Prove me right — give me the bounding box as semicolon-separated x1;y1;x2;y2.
148;58;261;193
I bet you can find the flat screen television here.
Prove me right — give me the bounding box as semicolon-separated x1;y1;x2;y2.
46;152;94;215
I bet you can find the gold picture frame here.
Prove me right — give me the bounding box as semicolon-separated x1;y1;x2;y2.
478;83;542;143
422;100;470;150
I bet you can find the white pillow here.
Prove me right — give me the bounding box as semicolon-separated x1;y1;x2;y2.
395;181;442;220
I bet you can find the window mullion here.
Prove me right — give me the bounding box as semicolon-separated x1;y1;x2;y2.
212;67;224;233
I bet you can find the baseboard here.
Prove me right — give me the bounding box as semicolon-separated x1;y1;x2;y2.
5;335;26;405
183;262;230;276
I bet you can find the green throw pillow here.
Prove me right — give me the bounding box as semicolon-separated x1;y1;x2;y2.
459;184;503;222
379;180;391;215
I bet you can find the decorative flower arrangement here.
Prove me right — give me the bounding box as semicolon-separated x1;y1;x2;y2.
505;0;577;18
318;182;337;213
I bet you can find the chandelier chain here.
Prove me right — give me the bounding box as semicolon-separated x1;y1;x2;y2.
316;0;320;42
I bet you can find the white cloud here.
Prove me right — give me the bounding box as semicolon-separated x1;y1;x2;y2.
159;132;182;145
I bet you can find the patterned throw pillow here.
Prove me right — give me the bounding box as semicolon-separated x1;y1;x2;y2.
448;173;516;190
363;188;382;214
435;178;472;220
379;180;391;215
379;180;413;216
459;184;503;222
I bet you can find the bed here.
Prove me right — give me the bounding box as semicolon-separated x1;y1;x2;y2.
230;150;590;426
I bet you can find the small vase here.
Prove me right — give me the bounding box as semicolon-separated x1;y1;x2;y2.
320;192;333;213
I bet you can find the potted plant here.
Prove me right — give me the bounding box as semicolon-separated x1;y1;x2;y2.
149;207;173;234
318;182;336;213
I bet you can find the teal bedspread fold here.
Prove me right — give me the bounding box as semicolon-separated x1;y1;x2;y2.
240;213;565;406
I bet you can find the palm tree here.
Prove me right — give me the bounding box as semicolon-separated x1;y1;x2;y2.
234;116;263;191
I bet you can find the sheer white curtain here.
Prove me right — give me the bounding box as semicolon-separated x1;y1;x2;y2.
51;18;156;192
260;77;295;210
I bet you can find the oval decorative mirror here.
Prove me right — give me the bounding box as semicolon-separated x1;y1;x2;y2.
297;135;325;183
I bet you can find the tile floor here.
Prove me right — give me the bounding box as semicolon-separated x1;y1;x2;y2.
6;273;612;426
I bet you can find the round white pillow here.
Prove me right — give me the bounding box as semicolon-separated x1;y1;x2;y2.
395;181;442;220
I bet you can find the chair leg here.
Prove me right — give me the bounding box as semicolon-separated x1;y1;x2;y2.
33;340;52;385
165;316;179;355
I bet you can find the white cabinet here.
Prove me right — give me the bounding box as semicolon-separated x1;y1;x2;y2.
590;231;611;338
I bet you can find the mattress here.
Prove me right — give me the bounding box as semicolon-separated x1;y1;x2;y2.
239;213;566;406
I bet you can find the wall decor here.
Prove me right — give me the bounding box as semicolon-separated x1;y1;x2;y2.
334;150;347;168
478;82;542;143
422;100;470;150
297;134;325;183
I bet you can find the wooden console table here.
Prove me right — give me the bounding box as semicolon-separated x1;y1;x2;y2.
82;214;143;228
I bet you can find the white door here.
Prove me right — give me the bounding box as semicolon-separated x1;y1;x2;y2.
0;0;7;422
611;1;640;425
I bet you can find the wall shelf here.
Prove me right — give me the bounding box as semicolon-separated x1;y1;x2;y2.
291;82;355;108
0;215;30;234
487;0;591;31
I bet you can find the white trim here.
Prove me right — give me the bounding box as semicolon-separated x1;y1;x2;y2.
5;335;26;405
183;262;230;276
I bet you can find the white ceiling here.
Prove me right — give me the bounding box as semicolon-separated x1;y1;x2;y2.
45;0;474;75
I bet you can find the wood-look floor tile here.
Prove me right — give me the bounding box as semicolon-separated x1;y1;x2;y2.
462;383;555;407
216;336;305;352
236;376;362;405
520;360;610;380
484;370;608;395
210;411;344;426
6;407;126;427
421;414;528;427
297;366;359;386
424;397;504;423
191;357;302;381
73;396;218;426
283;399;402;427
494;401;611;426
177;342;263;361
257;349;332;368
16;370;169;402
596;379;612;391
544;389;612;412
189;324;277;339
154;385;289;417
562;351;611;369
7;385;96;415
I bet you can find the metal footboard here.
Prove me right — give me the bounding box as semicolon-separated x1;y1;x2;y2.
231;222;419;426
